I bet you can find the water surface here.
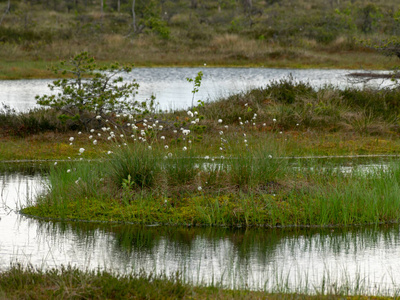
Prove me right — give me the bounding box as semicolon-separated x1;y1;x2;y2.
0;68;392;112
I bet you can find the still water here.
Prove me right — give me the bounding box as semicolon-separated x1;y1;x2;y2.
0;67;392;112
1;165;400;295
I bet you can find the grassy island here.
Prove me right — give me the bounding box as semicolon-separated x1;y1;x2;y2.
8;75;400;228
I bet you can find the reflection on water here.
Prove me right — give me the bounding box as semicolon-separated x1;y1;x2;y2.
1;165;400;294
0;68;393;112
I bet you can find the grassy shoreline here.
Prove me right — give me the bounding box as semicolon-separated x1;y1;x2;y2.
0;264;392;299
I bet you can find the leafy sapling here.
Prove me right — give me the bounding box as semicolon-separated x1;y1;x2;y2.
36;52;143;130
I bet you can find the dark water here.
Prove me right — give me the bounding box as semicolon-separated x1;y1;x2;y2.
1;165;400;295
0;67;392;112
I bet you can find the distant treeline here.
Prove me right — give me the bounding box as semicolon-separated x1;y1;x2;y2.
1;0;400;42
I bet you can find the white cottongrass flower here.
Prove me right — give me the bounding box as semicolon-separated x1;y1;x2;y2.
96;115;101;119
116;114;120;118
148;146;152;150
244;139;247;143
69;143;73;146
161;136;165;140
224;125;228;129
240;122;243;125
107;151;113;155
268;155;272;158
102;127;107;131
159;125;163;130
98;133;101;137
168;152;173;158
67;169;71;173
280;131;283;134
93;140;97;145
194;111;198;115
187;111;194;117
191;121;196;124
218;119;223;123
120;134;124;138
219;131;223;135
197;186;202;191
263;123;266;126
79;148;85;154
173;130;177;133
140;130;146;136
90;129;95;133
183;146;187;151
164;145;169;149
78;132;82;135
273;118;277;122
182;129;190;135
54;162;57;165
204;156;209;160
253;123;256;126
107;136;112;140
89;135;93;139
188;140;192;144
219;147;223;151
69;137;74;142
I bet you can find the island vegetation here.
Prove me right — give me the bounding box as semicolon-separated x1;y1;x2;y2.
2;0;400;298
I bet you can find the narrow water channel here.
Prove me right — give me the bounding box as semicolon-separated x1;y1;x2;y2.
1;164;400;295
